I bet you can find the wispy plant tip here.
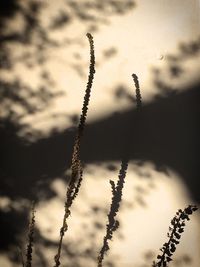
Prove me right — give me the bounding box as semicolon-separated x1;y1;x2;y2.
132;73;142;110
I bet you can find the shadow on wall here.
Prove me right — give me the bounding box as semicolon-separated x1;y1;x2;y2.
0;2;199;264
1;80;199;198
1;33;200;203
0;77;199;266
0;0;139;263
0;0;135;70
0;0;136;202
0;69;199;255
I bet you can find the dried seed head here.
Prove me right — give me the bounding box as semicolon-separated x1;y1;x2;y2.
154;205;198;267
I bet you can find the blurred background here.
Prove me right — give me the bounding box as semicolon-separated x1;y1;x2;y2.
0;0;200;266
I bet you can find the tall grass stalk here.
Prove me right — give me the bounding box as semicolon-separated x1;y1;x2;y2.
97;160;128;267
53;32;95;267
18;35;198;267
25;201;36;267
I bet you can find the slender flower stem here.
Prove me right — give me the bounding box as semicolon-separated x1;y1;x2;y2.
97;159;128;267
25;201;36;267
53;33;95;267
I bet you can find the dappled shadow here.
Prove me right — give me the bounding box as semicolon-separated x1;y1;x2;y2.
0;0;135;139
83;84;199;199
0;74;199;263
138;250;193;267
0;0;135;70
0;1;137;265
0;1;58;69
0;78;63;127
0;5;199;265
1;201;111;267
0;207;27;250
67;1;135;23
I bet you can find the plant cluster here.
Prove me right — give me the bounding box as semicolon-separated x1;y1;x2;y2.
20;33;198;267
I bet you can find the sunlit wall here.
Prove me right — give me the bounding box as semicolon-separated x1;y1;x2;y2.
0;1;199;267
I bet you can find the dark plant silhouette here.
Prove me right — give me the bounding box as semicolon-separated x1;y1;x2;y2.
53;32;95;267
153;205;198;267
18;61;198;267
132;73;142;110
97;73;142;267
0;9;199;264
97;159;128;267
24;202;36;267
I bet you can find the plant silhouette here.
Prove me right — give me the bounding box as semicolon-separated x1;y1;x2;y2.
0;3;199;265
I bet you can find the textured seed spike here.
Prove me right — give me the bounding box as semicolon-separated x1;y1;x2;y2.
97;160;128;267
70;32;95;190
132;73;142;110
25;201;36;267
153;205;198;267
53;33;95;267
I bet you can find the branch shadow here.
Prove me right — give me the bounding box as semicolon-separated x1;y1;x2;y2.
0;6;199;265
